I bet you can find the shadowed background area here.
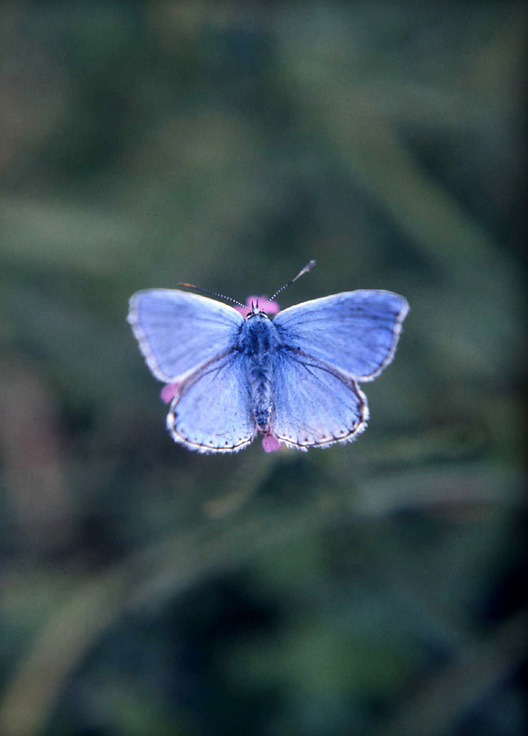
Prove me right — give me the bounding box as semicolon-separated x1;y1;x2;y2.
0;2;526;735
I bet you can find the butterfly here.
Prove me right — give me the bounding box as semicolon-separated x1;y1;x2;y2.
127;262;409;453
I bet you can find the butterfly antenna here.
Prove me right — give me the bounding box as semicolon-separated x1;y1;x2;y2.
268;260;317;303
178;283;245;308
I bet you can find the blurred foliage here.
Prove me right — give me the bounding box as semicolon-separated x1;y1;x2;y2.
0;2;526;736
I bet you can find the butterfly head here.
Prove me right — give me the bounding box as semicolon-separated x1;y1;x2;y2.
242;260;315;318
245;301;270;320
236;295;280;320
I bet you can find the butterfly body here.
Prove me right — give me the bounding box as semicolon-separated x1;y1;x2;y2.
128;285;409;453
239;312;277;432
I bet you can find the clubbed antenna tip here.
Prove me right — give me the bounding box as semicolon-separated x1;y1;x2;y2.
178;282;244;308
268;260;317;303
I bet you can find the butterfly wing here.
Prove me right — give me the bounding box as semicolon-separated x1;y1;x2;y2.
270;350;368;449
128;289;243;382
273;290;409;381
167;352;256;453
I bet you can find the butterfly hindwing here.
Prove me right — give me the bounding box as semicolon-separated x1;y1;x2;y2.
167;352;256;453
274;290;409;381
128;289;243;382
269;349;368;449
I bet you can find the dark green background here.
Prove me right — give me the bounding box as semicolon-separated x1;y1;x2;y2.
0;3;526;735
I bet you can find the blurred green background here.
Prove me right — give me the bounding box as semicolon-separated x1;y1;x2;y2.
0;2;526;735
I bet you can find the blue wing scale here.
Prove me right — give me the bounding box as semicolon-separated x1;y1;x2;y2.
274;290;409;381
270;350;369;449
127;289;243;382
167;352;256;453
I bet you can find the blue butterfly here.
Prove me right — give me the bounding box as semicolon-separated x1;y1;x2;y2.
127;263;409;453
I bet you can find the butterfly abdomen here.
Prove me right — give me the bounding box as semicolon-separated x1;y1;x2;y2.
240;315;277;432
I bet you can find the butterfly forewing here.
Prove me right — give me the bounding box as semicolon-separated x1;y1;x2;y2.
128;289;243;382
167;352;256;453
270;351;368;449
274;290;409;381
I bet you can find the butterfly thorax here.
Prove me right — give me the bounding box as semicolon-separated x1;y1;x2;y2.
239;313;277;432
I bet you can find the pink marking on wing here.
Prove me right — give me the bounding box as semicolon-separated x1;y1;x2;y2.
234;295;280;318
160;383;179;404
262;434;282;453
